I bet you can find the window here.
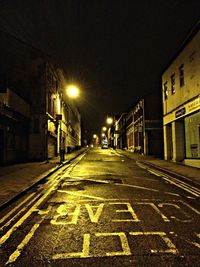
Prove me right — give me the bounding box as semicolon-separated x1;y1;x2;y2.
179;65;184;87
185;112;200;159
171;74;175;94
163;82;168;100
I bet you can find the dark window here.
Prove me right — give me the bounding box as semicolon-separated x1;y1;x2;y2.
171;74;175;94
163;82;168;100
179;65;184;87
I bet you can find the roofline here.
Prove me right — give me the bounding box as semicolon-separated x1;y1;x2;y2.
161;20;200;74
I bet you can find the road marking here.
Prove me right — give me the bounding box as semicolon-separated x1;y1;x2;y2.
0;175;61;246
129;231;178;254
58;198;129;202
158;203;192;222
189;233;200;249
52;231;179;260
164;192;180;196
85;203;104;223
137;162;200;197
5;220;43;265
180;201;200;215
58;190;105;200
109;203;140;222
137;202;170;222
114;183;159;192
52;233;90;259
51;204;81;225
95;232;131;256
48;200;198;226
0;192;36;224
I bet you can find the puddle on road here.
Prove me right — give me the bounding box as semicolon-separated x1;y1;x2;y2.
58;176;123;191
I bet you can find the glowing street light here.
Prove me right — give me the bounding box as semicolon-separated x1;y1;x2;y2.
66;85;79;98
106;117;113;125
102;126;107;131
93;134;97;139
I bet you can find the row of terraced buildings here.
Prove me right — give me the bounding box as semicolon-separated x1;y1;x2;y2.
0;31;81;165
111;23;200;168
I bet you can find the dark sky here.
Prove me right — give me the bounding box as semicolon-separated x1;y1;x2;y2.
0;0;200;139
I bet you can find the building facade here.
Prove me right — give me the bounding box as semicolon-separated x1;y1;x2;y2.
162;25;200;168
125;94;163;156
114;113;127;149
0;30;81;165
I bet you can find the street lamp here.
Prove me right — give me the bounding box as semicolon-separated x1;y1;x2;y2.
59;84;80;164
106;116;115;148
92;134;99;147
66;85;79;98
106;117;113;125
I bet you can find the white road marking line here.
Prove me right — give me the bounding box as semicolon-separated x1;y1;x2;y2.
129;231;178;254
95;232;131;256
137;162;200;197
53;198;129;202
109;202;140;222
52;233;90;259
58;190;105;200
51;204;81;225
148;170;161;176
164;192;180;196
114;183;159;192
162;176;200;197
85;203;104;223
180;201;200;215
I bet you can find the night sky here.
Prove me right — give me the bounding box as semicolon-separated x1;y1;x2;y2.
0;0;200;139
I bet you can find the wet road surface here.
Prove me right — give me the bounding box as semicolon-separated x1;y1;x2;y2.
0;147;200;266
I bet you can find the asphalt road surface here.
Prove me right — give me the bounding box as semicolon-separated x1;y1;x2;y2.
0;147;200;266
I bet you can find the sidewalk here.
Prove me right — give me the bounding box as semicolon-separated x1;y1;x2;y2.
0;148;87;209
116;149;200;186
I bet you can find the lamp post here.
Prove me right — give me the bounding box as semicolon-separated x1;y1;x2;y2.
58;84;80;164
93;134;98;146
106;116;115;148
101;126;108;147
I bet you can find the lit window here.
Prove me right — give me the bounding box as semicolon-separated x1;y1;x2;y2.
171;74;175;94
179;65;184;87
163;82;168;100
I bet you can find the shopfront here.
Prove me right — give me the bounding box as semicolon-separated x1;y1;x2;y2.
184;111;200;162
163;96;200;168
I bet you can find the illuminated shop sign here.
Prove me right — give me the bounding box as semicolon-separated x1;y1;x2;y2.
175;107;186;118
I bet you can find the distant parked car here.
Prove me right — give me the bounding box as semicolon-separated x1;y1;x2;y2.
101;143;108;149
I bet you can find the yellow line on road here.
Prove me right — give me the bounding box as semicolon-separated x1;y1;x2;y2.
6;221;43;265
114;183;159;192
0;193;39;231
0;178;59;246
0;192;36;225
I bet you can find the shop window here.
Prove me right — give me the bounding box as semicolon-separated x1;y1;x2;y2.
171;74;175;95
163;82;168;100
185;112;200;159
179;65;184;87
